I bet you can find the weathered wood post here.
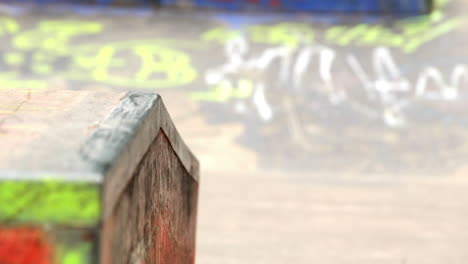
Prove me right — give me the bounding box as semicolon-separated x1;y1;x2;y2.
0;90;199;264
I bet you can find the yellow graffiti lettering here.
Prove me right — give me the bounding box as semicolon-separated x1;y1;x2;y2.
202;27;240;43
0;17;19;35
381;31;405;47
249;23;314;48
1;19;198;90
70;43;197;88
10;20;103;76
5;52;24;65
31;52;54;74
403;17;465;53
133;44;196;86
325;26;345;43
14;21;102;53
71;45;118;81
334;24;369;46
358;25;383;45
324;3;465;53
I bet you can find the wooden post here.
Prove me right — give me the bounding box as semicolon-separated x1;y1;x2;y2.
0;90;199;264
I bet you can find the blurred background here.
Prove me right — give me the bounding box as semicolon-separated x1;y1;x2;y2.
0;0;467;263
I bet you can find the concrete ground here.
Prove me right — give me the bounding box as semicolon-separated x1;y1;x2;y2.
196;169;468;263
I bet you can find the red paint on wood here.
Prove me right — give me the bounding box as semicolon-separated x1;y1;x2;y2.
144;210;195;264
0;227;52;264
104;131;198;264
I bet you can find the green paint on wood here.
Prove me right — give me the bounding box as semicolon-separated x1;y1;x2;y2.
0;179;100;225
62;243;92;264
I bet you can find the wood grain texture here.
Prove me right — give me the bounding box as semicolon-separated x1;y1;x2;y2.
102;131;198;264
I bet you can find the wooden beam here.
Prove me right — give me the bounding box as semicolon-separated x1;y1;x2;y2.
0;90;199;264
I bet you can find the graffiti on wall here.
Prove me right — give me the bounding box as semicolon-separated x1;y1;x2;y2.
0;0;467;172
195;36;468;127
189;0;468;172
202;1;464;53
0;18;197;91
195;0;467;126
